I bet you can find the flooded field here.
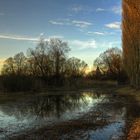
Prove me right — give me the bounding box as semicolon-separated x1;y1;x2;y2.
0;90;140;140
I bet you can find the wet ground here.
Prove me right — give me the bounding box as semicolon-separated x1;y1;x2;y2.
0;90;140;140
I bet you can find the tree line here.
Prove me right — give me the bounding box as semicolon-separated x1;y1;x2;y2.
1;37;129;92
1;38;88;91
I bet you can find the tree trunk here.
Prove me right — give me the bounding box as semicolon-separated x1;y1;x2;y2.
122;0;140;88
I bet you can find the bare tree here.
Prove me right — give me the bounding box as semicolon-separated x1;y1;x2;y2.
48;38;70;77
27;38;70;79
65;57;88;77
14;52;27;75
2;57;15;75
94;47;123;79
2;52;27;75
27;38;51;77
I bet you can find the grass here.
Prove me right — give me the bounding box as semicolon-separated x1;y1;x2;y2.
0;92;34;104
116;86;140;102
0;80;117;103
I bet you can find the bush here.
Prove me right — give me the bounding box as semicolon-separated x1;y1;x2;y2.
1;75;33;92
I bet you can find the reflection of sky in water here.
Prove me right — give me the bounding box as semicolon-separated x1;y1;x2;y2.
0;92;105;139
61;121;125;140
89;108;126;140
0;110;38;139
61;107;126;140
90;121;125;140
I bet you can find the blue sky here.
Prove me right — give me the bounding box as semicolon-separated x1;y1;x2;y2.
0;0;122;68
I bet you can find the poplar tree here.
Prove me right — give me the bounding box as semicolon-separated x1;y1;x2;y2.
122;0;140;88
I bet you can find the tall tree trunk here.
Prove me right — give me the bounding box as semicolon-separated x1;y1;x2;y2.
122;0;140;88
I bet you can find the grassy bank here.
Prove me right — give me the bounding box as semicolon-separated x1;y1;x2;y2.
0;80;117;104
116;86;140;102
116;86;140;140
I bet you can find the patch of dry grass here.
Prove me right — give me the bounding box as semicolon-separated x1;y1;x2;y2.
127;118;140;140
116;86;140;102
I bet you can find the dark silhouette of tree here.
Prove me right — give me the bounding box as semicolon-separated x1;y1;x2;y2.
65;57;88;77
94;47;125;80
1;53;33;92
2;52;27;76
48;38;70;77
14;52;27;75
2;57;15;75
1;37;93;91
27;38;50;77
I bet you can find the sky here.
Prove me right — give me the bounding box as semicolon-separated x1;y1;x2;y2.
0;0;122;69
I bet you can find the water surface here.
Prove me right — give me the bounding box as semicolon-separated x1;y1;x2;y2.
0;91;139;140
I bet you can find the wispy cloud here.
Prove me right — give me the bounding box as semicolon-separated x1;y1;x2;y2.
71;5;107;14
87;31;105;36
96;5;122;15
48;35;64;39
72;20;92;28
105;22;121;29
69;39;96;49
0;34;38;41
0;34;64;42
49;19;92;28
108;41;121;48
95;41;121;50
112;5;122;15
49;20;64;25
96;8;105;12
69;3;122;15
70;5;93;13
69;39;121;50
71;5;84;12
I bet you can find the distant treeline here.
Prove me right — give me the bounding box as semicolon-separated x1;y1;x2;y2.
1;38;88;91
0;37;128;92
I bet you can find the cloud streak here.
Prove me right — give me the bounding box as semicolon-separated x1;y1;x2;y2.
69;39;96;49
0;34;65;42
112;5;122;15
87;31;105;35
105;22;121;29
96;5;122;15
0;35;38;41
71;5;84;12
70;5;93;13
49;19;92;28
69;3;122;16
72;20;92;28
49;20;64;25
96;8;105;12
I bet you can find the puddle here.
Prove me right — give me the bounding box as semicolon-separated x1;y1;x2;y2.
0;92;105;139
0;91;139;139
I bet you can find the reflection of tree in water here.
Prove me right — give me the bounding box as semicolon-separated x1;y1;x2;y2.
28;93;101;118
0;92;103;119
31;94;86;118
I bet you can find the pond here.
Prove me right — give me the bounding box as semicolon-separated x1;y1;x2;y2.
0;90;140;140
